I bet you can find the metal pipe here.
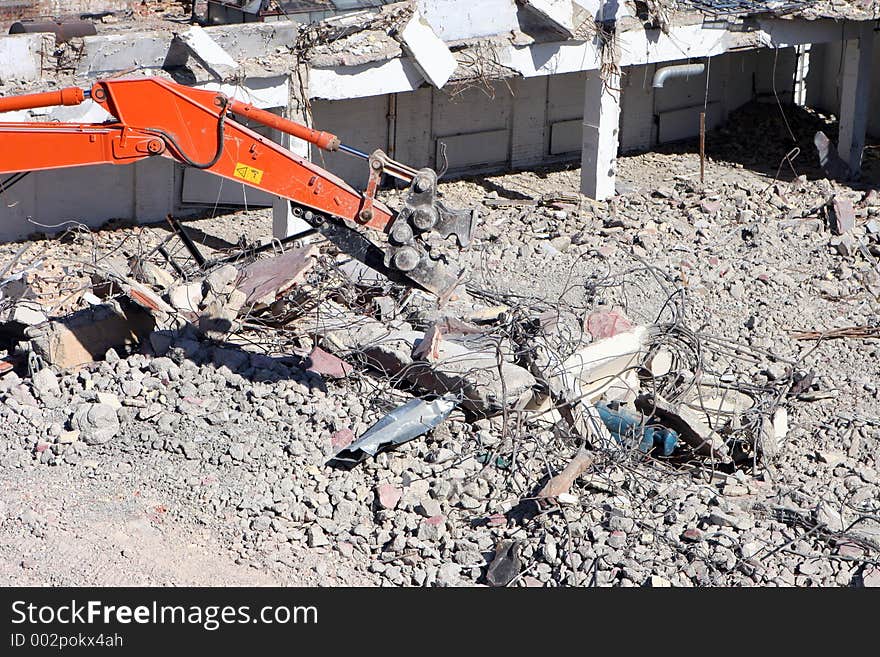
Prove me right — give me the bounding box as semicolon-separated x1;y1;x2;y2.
339;144;369;160
9;21;97;43
652;63;705;88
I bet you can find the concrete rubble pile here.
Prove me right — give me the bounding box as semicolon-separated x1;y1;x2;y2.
3;129;879;588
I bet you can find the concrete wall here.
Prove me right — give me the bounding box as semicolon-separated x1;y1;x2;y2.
311;81;519;188
307;46;797;189
0;159;175;242
808;34;880;138
619;48;796;152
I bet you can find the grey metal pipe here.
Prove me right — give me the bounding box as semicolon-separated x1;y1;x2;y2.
652;63;705;88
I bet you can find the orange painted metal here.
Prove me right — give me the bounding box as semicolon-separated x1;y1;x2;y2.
0;87;85;113
0;77;393;233
227;99;341;152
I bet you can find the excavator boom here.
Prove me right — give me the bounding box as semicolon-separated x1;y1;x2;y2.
0;77;477;297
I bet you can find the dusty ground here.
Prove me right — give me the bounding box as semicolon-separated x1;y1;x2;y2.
1;103;879;587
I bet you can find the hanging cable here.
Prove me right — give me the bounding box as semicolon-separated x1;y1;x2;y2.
146;97;228;170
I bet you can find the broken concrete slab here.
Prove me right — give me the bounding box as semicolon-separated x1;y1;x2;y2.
522;0;576;37
552;326;648;403
9;301;47;328
573;0;633;22
399;12;457;89
416;0;519;42
405;336;535;416
0;34;43;84
237;245;317;308
176;25;240;81
26;303;155;370
309;301;389;353
309;303;534;416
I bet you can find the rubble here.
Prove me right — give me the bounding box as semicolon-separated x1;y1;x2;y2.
25;303;156;370
485;540;522;587
0;94;879;588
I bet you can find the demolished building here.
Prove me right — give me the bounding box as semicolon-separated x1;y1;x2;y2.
0;0;878;242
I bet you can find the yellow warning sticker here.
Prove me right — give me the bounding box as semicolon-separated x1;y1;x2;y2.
233;163;264;184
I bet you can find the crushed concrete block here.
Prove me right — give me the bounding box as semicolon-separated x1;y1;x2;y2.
71;402;119;446
206;264;239;295
585;308;633;340
177;25;240;80
399;12;458;89
169;281;205;313
522;1;575;37
31;368;61;407
312;301;388;353
376;483;402;510
406;337;535;415
130;260;175;290
360;330;422;375
10;302;47;327
198;300;239;341
96;392;122;410
26;304;155;370
830;234;855;256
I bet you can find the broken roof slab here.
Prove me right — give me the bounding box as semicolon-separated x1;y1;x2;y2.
306;10;873;100
416;0;520;41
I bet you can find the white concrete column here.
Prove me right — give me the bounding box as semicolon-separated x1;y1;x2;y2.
580;71;621;200
837;22;874;175
271;130;313;240
273;69;314;240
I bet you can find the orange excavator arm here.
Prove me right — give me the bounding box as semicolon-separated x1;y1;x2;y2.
0;77;476;297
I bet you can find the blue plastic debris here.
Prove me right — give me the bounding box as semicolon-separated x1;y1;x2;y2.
595;401;678;456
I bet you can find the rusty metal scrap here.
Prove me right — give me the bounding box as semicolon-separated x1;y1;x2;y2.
790;326;880;340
